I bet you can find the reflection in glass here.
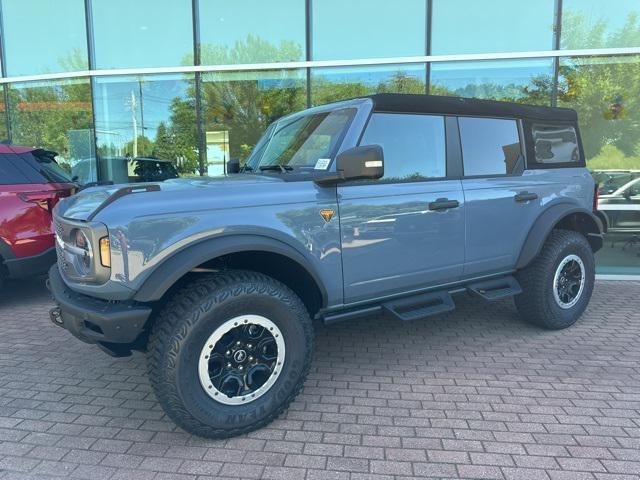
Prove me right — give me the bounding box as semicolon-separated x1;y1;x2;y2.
459;117;521;176
7;79;96;183
93;74;198;183
0;92;8;141
198;0;305;64
431;0;555;54
360;113;446;181
247;108;355;171
92;0;194;69
561;0;640;49
1;0;88;76
311;0;426;60
311;65;426;105
201;70;306;175
558;55;640;274
430;59;553;105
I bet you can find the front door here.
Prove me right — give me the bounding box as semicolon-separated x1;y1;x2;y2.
338;112;465;304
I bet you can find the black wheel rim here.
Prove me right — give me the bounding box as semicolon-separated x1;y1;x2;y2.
198;315;285;405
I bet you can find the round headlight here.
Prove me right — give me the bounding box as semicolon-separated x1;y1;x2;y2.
73;229;92;273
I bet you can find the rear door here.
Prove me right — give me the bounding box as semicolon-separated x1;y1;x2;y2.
457;116;543;276
338;112;465;304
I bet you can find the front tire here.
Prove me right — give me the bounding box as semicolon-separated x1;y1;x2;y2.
515;230;595;330
147;270;313;438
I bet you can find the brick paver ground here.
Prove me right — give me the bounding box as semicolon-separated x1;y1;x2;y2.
0;278;639;480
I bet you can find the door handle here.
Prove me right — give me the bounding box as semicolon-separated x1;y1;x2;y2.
514;192;538;203
429;198;460;211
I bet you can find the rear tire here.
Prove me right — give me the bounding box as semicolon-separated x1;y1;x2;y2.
515;229;595;330
147;270;313;438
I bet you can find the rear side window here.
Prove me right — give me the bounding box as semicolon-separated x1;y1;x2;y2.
531;124;580;165
25;151;74;183
0;154;31;184
360;113;446;182
459;117;522;176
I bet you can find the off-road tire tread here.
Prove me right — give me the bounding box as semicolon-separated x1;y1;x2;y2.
147;270;314;438
515;229;594;330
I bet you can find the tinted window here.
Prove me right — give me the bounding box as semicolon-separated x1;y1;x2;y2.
311;65;426;105
432;0;555;54
561;0;640;49
0;155;30;184
532;125;580;165
25;151;74;183
1;0;88;76
198;0;305;64
459;117;521;176
92;0;193;69
360;113;446;182
312;0;426;60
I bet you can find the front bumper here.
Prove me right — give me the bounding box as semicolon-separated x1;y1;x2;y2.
47;264;152;354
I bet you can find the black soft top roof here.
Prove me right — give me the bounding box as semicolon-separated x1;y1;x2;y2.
366;93;577;122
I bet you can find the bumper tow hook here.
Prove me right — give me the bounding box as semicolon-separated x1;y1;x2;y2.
49;307;63;327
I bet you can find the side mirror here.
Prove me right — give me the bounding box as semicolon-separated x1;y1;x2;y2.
623;189;632;200
315;145;384;185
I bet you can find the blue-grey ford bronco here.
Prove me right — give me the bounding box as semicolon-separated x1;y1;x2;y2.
49;94;604;438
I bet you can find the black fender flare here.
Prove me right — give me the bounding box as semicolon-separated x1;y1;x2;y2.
516;204;604;269
133;234;328;305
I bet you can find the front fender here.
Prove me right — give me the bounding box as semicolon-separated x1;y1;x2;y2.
516;204;603;269
133;234;329;305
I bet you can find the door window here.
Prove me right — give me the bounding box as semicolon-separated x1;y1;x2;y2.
359;113;446;182
459;117;522;176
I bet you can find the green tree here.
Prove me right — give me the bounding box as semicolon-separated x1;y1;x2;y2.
558;11;640;162
123;135;154;158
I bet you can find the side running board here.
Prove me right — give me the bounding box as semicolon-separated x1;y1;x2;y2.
382;291;455;321
467;275;522;302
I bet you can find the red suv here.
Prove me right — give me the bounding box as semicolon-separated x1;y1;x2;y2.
0;145;76;287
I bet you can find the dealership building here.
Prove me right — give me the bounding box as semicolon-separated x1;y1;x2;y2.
0;0;639;275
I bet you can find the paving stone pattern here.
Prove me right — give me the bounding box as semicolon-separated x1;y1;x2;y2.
0;278;639;479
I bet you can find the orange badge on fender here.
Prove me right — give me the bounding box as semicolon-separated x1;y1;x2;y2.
319;209;335;222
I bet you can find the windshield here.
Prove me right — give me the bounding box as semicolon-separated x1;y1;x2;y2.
245;108;355;172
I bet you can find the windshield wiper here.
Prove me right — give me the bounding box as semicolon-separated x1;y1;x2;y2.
240;164;254;172
259;164;293;173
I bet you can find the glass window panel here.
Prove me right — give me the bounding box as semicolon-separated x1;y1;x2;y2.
199;0;305;64
430;59;554;105
360;113;446;182
7;79;96;184
558;55;640;275
201;70;306;176
431;0;555;54
93;74;198;183
531;124;580;165
0;92;8;141
1;0;88;76
312;0;426;60
248;108;355;171
311;65;426;105
561;0;640;49
92;0;194;69
459;117;521;176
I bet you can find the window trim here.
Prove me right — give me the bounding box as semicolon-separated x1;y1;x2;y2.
456;114;526;179
349;110;451;185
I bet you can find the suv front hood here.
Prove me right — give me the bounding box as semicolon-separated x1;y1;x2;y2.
56;175;284;221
